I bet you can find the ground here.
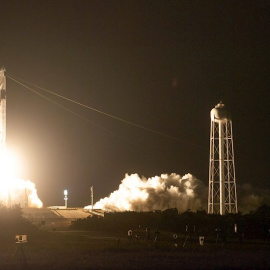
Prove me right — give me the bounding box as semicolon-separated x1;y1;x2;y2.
1;229;269;269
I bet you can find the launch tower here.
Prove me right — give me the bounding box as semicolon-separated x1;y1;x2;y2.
0;68;6;152
208;102;238;215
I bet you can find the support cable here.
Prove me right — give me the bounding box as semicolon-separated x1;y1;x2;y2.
7;74;205;149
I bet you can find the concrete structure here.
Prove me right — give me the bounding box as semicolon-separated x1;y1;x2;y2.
208;102;238;215
23;207;93;228
22;207;105;229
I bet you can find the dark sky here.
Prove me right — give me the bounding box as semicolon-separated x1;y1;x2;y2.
1;0;270;207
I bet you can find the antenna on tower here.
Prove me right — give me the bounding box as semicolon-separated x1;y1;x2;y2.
208;102;238;215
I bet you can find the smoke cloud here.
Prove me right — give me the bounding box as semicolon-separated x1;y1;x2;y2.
85;173;208;212
85;173;270;214
238;183;270;213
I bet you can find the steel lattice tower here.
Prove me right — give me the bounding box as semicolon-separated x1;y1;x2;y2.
208;102;238;215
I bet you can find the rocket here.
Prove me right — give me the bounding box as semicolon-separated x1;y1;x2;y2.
0;68;6;152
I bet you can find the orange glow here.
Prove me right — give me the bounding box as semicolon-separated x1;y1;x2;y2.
0;149;43;208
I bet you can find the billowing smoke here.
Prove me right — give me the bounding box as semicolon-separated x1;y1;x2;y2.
85;173;270;214
85;173;208;212
238;183;270;213
0;178;43;208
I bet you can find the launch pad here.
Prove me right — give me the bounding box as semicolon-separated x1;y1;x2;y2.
22;207;93;228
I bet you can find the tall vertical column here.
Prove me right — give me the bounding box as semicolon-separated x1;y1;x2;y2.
208;102;238;215
91;186;94;210
219;121;225;215
0;68;6;153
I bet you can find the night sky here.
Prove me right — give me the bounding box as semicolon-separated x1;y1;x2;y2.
1;1;270;207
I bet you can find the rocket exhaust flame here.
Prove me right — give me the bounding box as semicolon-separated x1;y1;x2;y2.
0;178;43;208
0;150;43;208
0;68;42;208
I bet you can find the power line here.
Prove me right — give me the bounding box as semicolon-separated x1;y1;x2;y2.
6;75;128;140
7;74;205;149
6;75;157;152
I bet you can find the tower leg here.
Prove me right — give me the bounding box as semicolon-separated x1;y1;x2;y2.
219;122;225;215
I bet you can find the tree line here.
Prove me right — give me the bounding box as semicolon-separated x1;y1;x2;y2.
71;205;270;240
1;203;269;241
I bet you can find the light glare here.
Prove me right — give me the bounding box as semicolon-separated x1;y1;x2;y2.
0;148;43;208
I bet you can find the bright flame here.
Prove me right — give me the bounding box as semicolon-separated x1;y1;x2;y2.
0;149;43;208
0;150;19;180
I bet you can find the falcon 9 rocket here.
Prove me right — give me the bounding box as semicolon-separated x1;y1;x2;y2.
0;68;6;152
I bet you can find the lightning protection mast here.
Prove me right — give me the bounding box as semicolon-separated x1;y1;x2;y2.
90;186;93;210
0;68;6;153
208;102;238;215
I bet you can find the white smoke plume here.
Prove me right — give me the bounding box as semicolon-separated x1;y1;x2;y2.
85;173;270;214
0;178;43;208
85;173;208;212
